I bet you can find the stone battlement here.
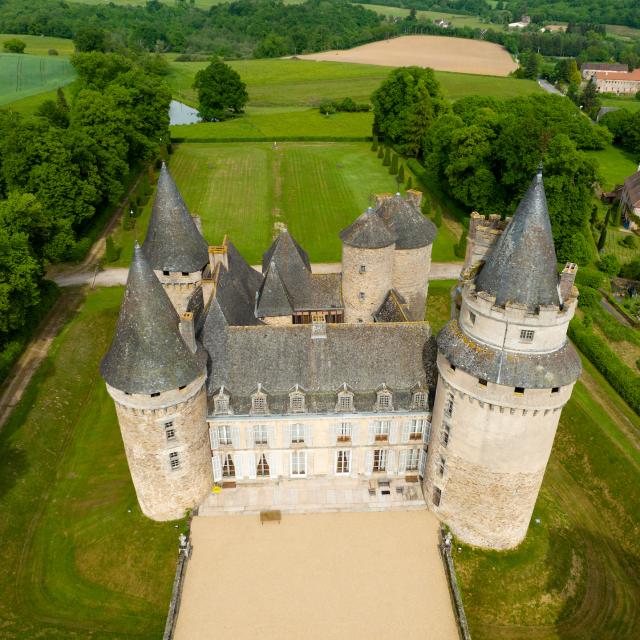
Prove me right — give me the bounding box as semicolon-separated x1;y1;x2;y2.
464;212;510;270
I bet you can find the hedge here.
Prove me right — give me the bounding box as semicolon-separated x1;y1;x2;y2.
569;318;640;415
171;136;372;143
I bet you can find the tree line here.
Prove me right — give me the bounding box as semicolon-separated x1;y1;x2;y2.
0;51;170;379
372;67;611;265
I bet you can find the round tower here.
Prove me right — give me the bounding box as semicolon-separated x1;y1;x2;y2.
142;163;210;314
424;170;582;549
377;191;437;321
340;208;396;323
101;243;211;521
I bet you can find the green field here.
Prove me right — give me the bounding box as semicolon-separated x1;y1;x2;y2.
425;284;640;639
600;96;640;114
584;143;638;191
171;107;373;140
0;34;75;56
356;4;491;30
0;287;181;638
115;141;447;265
0;53;76;106
167;57;541;109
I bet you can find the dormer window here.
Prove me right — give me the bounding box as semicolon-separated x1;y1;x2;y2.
289;387;305;413
336;385;354;413
251;386;268;415
214;389;231;415
412;390;427;410
376;387;393;412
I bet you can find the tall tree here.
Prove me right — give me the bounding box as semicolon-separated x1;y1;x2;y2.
193;58;248;121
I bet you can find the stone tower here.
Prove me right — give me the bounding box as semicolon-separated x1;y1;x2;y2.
340;208;396;323
142;163;209;314
100;243;211;521
377;191;436;321
424;169;582;549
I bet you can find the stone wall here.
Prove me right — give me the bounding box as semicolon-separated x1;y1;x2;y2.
342;244;394;323
153;269;203;315
424;355;573;549
108;375;211;521
392;245;432;321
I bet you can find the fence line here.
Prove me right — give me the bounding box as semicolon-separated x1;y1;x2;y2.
439;526;472;640
162;532;192;640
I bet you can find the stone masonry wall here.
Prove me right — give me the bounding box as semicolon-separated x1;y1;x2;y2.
153;269;202;315
342;244;394;323
111;377;211;521
392;245;432;321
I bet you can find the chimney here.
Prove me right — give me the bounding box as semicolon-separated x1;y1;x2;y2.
179;312;197;353
375;193;392;208
311;313;327;340
559;263;578;302
208;245;228;272
405;189;423;209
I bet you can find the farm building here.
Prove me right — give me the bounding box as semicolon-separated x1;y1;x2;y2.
591;68;640;95
581;62;629;80
620;169;640;227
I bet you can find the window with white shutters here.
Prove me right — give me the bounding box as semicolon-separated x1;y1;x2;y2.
291;450;306;476
336;422;352;442
256;453;270;477
405;449;420;471
212;454;222;482
222;454;235;478
374;420;390;441
419;449;427;478
218;425;232;445
373;449;387;472
254;424;268;445
409;419;425;440
336;450;351;475
290;423;305;444
209;427;219;450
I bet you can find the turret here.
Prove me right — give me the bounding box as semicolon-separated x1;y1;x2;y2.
376;191;437;320
142;163;209;313
425;169;582;549
100;243;211;521
340;208;396;323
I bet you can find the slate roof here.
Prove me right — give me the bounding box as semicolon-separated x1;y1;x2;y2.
340;208;397;249
475;169;561;312
376;194;437;249
623;171;640;207
256;261;294;317
438;320;581;388
204;322;433;404
374;290;409;323
262;230;311;274
142;163;209;273
100;243;204;394
582;62;628;72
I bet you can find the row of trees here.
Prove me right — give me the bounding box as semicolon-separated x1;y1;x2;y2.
0;51;171;370
372;67;611;264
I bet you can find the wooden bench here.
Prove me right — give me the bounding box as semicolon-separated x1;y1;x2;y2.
260;510;282;525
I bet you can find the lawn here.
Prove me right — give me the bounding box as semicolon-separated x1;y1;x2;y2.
425;293;640;639
114;141;438;265
171;107;373;140
167;57;541;108
0;52;76;106
356;4;493;30
600;96;640;114
0;34;75;56
584;143;638;191
0;286;181;638
604;226;640;264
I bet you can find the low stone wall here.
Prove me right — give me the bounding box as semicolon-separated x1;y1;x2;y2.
439;526;472;640
163;535;192;640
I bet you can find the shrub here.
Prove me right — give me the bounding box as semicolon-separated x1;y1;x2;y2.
371;136;378;152
621;234;636;249
621;258;640;280
48;48;59;56
569;319;640;415
454;228;467;259
406;175;412;190
3;38;26;53
421;197;430;216
597;226;607;252
577;285;599;308
389;153;398;175
582;313;593;329
576;267;605;289
122;215;135;231
319;99;337;115
636;357;640;372
383;147;391;167
598;253;621;276
433;206;442;227
397;164;405;184
377;146;384;159
105;236;121;263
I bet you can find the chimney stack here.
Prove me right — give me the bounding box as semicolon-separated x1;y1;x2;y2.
559;263;578;303
179;312;197;353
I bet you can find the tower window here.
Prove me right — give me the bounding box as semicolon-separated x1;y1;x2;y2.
450;363;456;371
433;486;442;506
359;265;366;274
442;423;451;447
164;422;176;441
520;329;535;342
479;378;488;386
178;385;186;391
359;291;365;301
469;311;476;325
439;456;446;477
514;387;525;395
151;392;160;398
552;387;560;393
169;451;180;470
444;393;454;418
162;270;170;276
181;272;189;276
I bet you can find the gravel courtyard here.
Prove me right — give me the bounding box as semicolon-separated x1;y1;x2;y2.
174;510;459;639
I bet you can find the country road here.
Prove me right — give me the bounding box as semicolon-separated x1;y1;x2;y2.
52;261;463;288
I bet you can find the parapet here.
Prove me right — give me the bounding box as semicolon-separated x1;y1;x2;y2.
464;212;510;270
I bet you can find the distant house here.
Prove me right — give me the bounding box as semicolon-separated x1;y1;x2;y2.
509;14;531;29
620;169;640;228
581;62;629;80
591;68;640;95
434;19;450;28
540;24;566;33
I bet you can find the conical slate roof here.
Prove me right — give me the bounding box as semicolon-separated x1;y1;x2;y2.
142;163;209;273
262;229;311;274
475;169;560;311
340;208;397;249
100;243;204;394
255;260;294;317
376;194;437;249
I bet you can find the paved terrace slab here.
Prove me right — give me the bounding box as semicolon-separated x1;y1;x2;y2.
174;511;459;640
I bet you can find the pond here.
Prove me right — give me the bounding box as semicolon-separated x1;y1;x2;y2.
169;100;201;126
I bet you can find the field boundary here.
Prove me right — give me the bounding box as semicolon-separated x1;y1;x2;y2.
163;534;192;640
439;527;472;640
171;135;372;143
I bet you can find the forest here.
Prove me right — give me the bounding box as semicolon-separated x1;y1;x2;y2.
0;51;170;378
